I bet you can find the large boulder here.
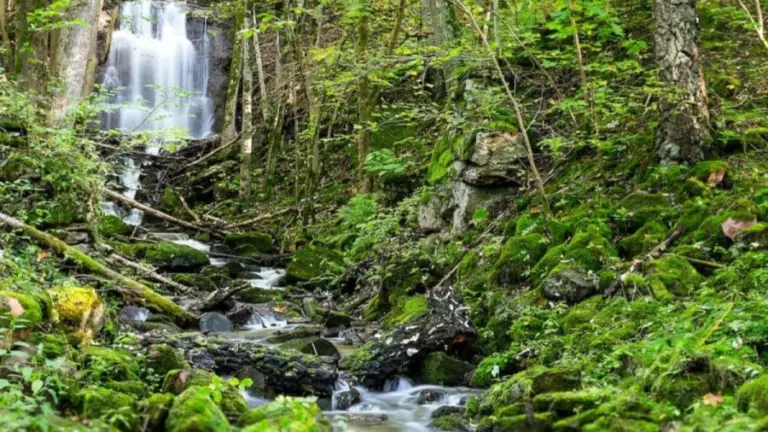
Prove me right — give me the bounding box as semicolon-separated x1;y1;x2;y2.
145;344;189;377
199;312;233;333
224;232;275;256
74;386;138;430
50;286;105;344
418;352;475;386
80;346;140;380
97;215;130;238
115;242;209;272
144;333;339;397
162;369;248;422
286;245;344;282
458;132;527;187
165;386;231;432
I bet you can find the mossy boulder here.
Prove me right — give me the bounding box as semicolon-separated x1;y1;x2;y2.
279;337;341;359
286;245;344;281
690;160;729;184
50;286;105;345
0;289;46;330
166;386;231;432
145;344;189;377
120;242;210;272
224;232;275;256
619;221;668;258
617;192;671;231
428;415;470;431
418;351;475;386
81;346;140;380
532;388;610;416
98;215;131;238
382;295;428;328
644;255;704;296
75;386;138;431
531;228;617;287
492;233;550;285
477;366;581;416
171;274;216;291
163;369;248;422
737;375;768;416
540;264;600;304
105;380;148;398
240;398;331;431
471;354;512;388
234;287;282;304
141;393;175;431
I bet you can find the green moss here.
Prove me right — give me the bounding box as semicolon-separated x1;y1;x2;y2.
234;287;282;304
382;295;428;327
737;375;768;416
471;353;510;388
562;296;603;333
0;289;45;329
690;160;729;183
619;221;667;258
681;177;710;199
81;346;140;381
145;344;189;378
224;231;275;256
531;245;566;286
418;351;474;386
286;245;344;281
617;192;671;231
166;386;231;432
644;255;704;296
492;233;551;285
428;415;469;431
50;286;105;344
479;412;555;431
75;386;137;431
163;369;247;422
240;397;331;431
532;389;610;416
339;348;374;373
514;213;547;236
141;393;174;431
735;222;768;249
479;366;581;415
105;380;147;398
540;263;600;304
97;215;130;238
119;242;210;271
171;273;215;291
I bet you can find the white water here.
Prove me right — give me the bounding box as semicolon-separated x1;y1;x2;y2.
247;268;286;289
152;233;211;253
101;0;213;139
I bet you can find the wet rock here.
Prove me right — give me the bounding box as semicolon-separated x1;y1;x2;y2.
224;231;275;256
429;415;470;431
418;351;475;386
65;230;90;245
199;312;233;333
340;290;476;390
280;337;341;360
116;242;210;272
235;287;281;304
119;305;150;322
324;311;352;329
286;245;344;282
166;386;230;432
417;389;446;405
144;332;338;397
235;366;271;398
334;387;361;410
143;393;174;431
97;215;130;238
431;405;466;418
340;413;389;424
226;304;255;326
540;265;600;304
266;326;323;343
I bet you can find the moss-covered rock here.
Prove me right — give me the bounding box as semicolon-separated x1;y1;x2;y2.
145;344;189;377
540;264;600;304
737;375;768;416
170;274;216;291
477;366;581;416
382;295;428;327
163;369;248;422
477;412;555;432
532;388;610;416
166;386;231;432
279;337;341;359
105;380;148;398
141;393;174;431
97;215;131;238
471;353;511;388
75;386;138;431
81;346;140;381
734;222;768;249
644;255;704;296
286;245;344;281
234;287;282;304
417;351;475;386
0;289;45;330
119;242;210;272
616;192;671;231
50;286;105;345
240;398;331;431
428;415;470;431
492;233;550;285
224;232;275;256
690;160;729;184
619;221;668;258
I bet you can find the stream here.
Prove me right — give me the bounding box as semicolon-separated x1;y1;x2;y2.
102;1;476;430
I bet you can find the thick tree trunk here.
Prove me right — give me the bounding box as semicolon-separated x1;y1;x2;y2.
50;0;102;122
15;0;50;94
654;0;711;164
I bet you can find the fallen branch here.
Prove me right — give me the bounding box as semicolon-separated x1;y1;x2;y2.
224;207;293;230
171;133;240;177
178;195;202;224
108;253;192;294
680;255;727;270
103;188;228;238
190;282;249;313
603;226;684;298
0;211;198;327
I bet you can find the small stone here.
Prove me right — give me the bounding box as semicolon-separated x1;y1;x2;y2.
199;312;233;333
431;405;466;419
334;388;361;410
417;389;446;405
119;305;150;322
341;413;389;424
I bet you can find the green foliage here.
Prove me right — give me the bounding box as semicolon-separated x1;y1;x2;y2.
240;396;332;431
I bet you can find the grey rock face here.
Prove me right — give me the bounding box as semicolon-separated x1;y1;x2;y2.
199;312;233;333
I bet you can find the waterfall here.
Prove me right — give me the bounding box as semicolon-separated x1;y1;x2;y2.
101;0;213;140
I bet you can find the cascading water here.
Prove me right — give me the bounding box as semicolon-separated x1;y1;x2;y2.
101;0;213;139
100;0;214;226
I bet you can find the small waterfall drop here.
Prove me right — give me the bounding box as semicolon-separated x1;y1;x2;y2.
101;0;214;139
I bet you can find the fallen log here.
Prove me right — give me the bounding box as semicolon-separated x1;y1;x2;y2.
190;282;249;312
224;207;293;230
603;226;684;298
108;253;192;294
103;188;228;238
171;133;239;177
0;211;198;328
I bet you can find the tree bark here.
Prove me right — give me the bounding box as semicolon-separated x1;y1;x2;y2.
252;12;269;123
240;9;254;199
0;212;198;327
654;0;711;164
0;0;11;70
15;0;49;94
49;0;102;123
221;7;244;146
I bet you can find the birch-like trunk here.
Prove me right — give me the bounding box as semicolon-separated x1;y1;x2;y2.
654;0;711;163
222;8;244;146
239;12;253;199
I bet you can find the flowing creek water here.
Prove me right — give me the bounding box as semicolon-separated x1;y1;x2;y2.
101;1;476;430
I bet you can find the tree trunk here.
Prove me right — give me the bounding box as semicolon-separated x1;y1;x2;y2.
356;13;372;192
49;0;102;123
221;7;244;145
252;12;269;123
654;0;711;164
240;10;254;199
0;0;12;70
15;0;49;94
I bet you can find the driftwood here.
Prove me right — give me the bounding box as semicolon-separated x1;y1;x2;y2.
224;207;294;230
0;211;198;327
108;253;191;293
603;226;684;298
103;188;228;238
190;282;249;312
178;195;202;224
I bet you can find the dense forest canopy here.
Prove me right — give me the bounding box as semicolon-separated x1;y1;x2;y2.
0;0;768;430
